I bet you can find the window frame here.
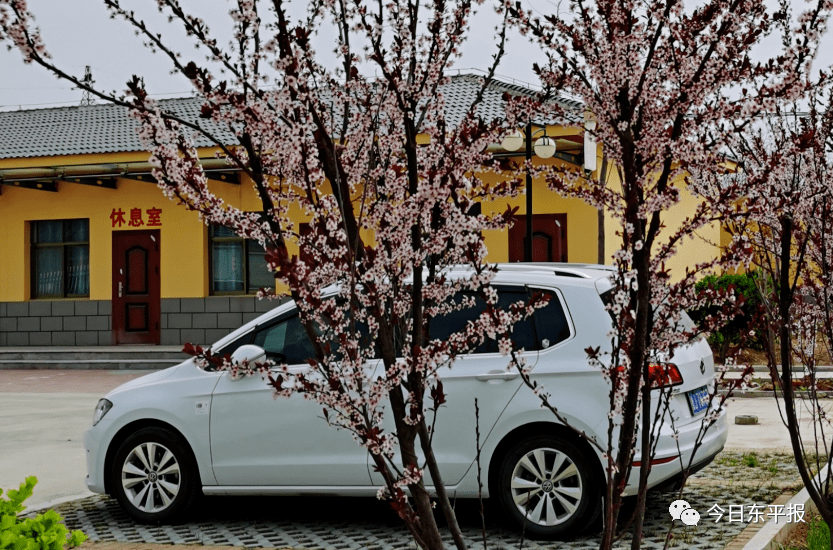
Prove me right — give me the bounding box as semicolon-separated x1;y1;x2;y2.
208;225;273;296
528;285;576;352
30;219;90;299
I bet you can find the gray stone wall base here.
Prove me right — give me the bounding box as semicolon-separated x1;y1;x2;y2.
1;296;286;347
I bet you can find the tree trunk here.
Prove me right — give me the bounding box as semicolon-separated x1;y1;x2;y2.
777;215;833;539
390;387;446;550
628;246;653;550
418;421;468;550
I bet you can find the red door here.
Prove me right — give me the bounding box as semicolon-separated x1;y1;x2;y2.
112;230;161;345
508;214;568;262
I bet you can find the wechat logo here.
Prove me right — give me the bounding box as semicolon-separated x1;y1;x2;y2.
669;499;700;526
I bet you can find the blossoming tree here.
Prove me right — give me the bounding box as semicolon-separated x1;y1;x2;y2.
725;83;833;543
507;0;832;547
0;1;543;548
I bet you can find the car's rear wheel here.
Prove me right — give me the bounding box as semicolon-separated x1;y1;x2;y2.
111;427;198;523
497;435;600;539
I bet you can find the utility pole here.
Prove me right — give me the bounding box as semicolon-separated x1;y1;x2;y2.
78;66;96;106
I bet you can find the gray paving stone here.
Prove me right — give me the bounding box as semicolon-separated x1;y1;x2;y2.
218;312;243;329
41;317;62;331
7;302;28;317
7;332;29;346
0;302;6;317
205;329;231;343
206;297;230;312
52;332;75;346
242;312;261;324
161;329;182;346
86;316;109;331
229;297;255;312
0;318;17;332
161;299;180;313
75;331;98;346
98;301;112;316
28;301;52;317
28;332;51;346
64;316;87;331
180;329;205;345
52;301;74;316
17;317;40;332
98;331;112;346
181;298;205;313
75;301;99;316
255;298;280;312
0;332;6;346
168;313;192;329
192;313;218;329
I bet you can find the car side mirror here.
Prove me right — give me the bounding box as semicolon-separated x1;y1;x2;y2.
228;345;267;380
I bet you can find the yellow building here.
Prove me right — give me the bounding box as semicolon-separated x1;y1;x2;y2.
0;75;717;348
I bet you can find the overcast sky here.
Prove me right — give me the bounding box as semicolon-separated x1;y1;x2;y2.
1;0;831;111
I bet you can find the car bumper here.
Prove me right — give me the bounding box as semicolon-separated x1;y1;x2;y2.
84;423;108;494
623;406;728;496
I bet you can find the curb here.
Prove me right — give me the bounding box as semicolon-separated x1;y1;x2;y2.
718;390;833;399
23;492;96;515
739;465;828;550
79;543;291;550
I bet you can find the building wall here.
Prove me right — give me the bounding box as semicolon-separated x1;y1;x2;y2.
0;152;288;346
0;147;725;347
600;166;724;282
0;296;286;347
480;159;601;264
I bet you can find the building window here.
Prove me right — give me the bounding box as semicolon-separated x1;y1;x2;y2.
210;225;274;294
31;219;90;298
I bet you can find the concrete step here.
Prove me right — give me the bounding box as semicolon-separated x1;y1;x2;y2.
0;346;190;370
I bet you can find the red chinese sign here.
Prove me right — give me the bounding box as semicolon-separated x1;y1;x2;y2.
110;207;162;228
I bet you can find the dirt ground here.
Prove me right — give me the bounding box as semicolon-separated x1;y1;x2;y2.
729;341;831;366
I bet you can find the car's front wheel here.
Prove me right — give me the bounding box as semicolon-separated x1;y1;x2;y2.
497;435;601;539
111;426;199;523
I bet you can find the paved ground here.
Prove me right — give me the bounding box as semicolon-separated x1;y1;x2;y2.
1;368;826;550
0;370;150;509
39;451;801;550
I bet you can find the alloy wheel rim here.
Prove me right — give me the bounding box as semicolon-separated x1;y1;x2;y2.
121;442;180;513
510;447;582;526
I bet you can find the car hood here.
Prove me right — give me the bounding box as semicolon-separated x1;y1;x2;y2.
105;360;191;397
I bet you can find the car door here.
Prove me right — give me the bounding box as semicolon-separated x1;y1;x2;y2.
210;312;371;486
369;286;541;487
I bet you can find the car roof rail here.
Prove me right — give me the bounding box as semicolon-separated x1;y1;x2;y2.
551;269;589;278
494;263;596;278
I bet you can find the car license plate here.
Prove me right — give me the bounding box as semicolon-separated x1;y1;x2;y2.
687;386;710;415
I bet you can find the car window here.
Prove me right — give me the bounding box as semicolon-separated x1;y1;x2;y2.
214;331;252;358
429;287;537;353
494;289;537;352
253;315;316;365
429;293;489;353
532;289;571;349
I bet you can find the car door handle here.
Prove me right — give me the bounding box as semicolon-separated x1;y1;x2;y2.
476;370;518;382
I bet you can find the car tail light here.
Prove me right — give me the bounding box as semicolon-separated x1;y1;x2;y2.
649;363;683;388
632;454;679;467
615;363;683;389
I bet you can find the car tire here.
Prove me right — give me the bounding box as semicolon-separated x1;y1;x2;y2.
111;426;199;523
497;435;601;539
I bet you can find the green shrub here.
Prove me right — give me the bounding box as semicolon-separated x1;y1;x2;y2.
689;271;768;363
806;516;831;550
741;452;759;468
0;477;86;550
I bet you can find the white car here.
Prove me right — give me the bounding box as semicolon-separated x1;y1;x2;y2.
84;263;727;538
